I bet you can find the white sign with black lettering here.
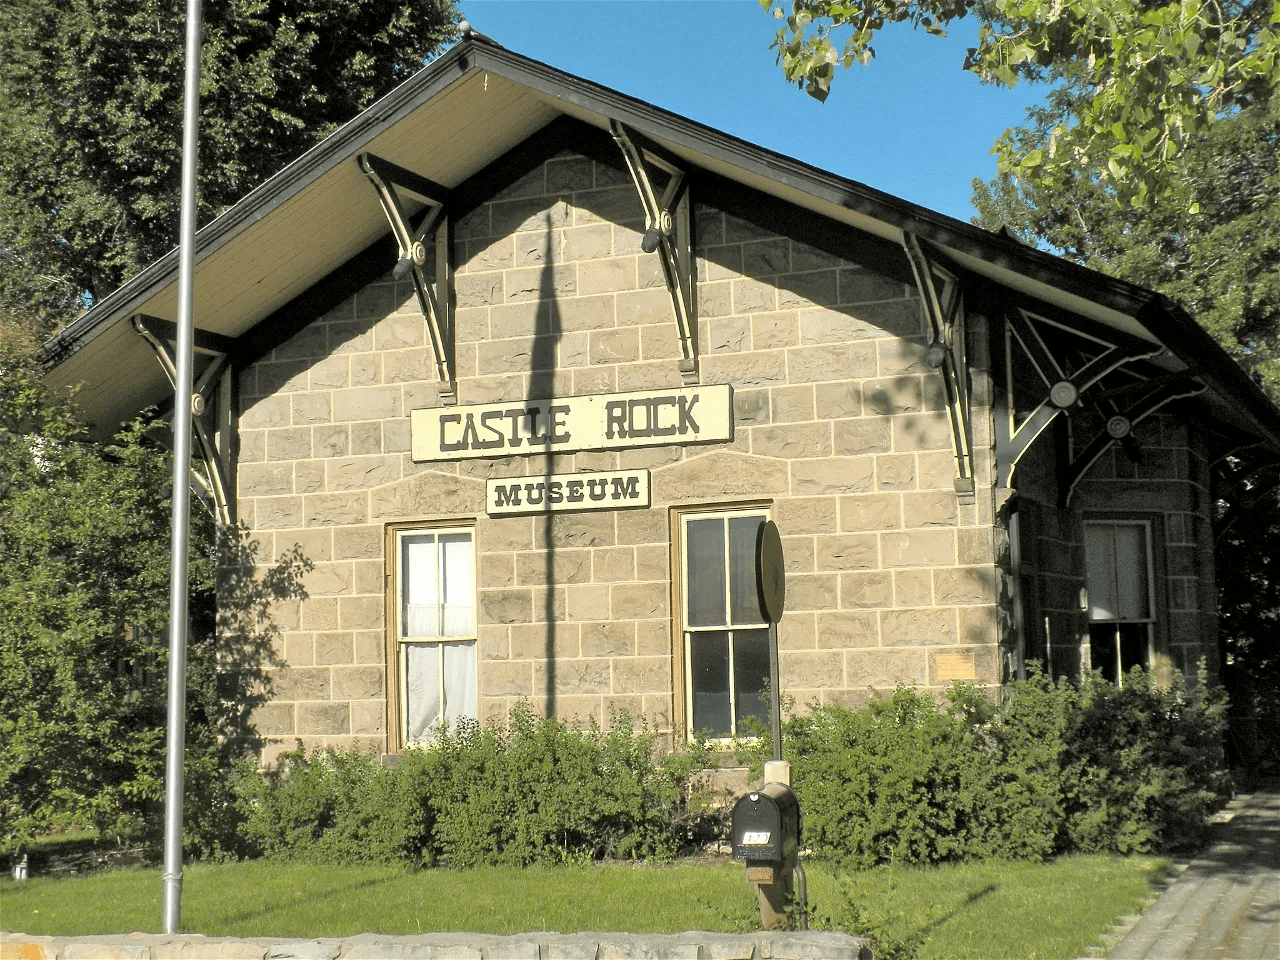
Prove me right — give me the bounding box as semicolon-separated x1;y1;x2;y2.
411;385;733;462
486;470;651;516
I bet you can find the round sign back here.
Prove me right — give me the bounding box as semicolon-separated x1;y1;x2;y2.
757;520;785;623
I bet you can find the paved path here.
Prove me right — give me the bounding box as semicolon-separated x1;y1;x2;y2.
1106;788;1279;960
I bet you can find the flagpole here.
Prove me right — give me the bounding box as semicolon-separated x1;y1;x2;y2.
162;0;203;934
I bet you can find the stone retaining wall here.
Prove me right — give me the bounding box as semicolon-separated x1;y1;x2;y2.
0;931;871;960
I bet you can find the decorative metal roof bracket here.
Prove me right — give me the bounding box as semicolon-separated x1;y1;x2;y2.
609;121;698;384
132;314;235;526
995;305;1164;489
357;152;457;404
1059;376;1207;507
903;232;974;501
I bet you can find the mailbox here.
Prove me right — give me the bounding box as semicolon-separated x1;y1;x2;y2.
732;781;800;863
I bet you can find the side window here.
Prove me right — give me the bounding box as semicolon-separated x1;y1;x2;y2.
680;509;770;738
1084;520;1153;685
391;526;477;746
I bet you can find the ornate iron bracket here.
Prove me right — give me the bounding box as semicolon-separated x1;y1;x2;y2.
609;121;698;384
357;153;457;404
902;233;974;500
132;314;235;526
996;306;1164;489
1059;374;1207;507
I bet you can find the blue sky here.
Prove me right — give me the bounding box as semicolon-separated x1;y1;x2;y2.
460;1;1048;222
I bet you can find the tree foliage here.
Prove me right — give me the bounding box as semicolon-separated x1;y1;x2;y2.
761;0;1280;207
0;0;459;337
972;90;1280;400
0;346;310;853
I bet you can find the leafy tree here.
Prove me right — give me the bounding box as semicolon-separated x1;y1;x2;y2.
0;346;310;853
0;0;459;338
972;91;1280;400
760;0;1280;207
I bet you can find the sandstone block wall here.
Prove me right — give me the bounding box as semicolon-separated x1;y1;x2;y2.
233;148;1000;760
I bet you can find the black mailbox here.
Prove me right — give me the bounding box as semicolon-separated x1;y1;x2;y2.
731;781;800;863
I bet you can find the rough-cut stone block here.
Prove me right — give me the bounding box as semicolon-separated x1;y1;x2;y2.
370;472;483;520
816;610;879;648
840;571;895;609
934;566;997;605
892;411;952;452
480;660;534;697
880;529;956;567
846;649;928;689
788;342;878;383
902;491;958;527
534;658;611;696
815;381;862;419
779;269;839;309
339;595;382;630
775;497;837;535
839;492;902;531
780;650;843;687
267;427;312;461
564;583;612;623
611;656;671;694
611;581;669;619
783;573;838;611
331;665;384;701
480;588;534;624
254;496;303;530
699;351;789;387
580;621;635;658
326;456;400;492
752;310;800;349
304;563;353;597
790;457;875;495
881;608;956;646
240;462;294;497
516;549;592;585
590;327;640;364
709;315;752;353
655;452;789;500
864;376;923;415
752;422;831;459
957;605;1000;646
815;533;878;571
333;525;381;560
314;632;354;665
297;701;349;735
332;386;402;423
876;453;917;490
636;619;671;656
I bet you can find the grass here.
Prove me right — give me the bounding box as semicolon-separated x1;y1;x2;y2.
0;854;1169;959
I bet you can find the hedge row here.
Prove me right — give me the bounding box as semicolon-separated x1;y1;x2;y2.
221;667;1227;867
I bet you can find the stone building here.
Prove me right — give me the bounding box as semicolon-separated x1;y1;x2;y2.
43;34;1280;762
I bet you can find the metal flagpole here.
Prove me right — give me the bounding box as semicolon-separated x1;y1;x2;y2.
162;0;204;934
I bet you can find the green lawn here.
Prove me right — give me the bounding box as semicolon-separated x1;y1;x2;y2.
0;855;1167;960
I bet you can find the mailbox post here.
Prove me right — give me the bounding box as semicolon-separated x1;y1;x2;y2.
732;782;800;929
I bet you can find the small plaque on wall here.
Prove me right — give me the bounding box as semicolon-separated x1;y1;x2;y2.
935;654;976;682
486;470;651;516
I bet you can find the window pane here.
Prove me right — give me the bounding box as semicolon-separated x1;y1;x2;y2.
1084;526;1118;621
1118;623;1150;676
440;533;475;636
403;535;439;637
1113;526;1149;620
690;631;731;737
728;516;766;626
733;629;772;732
1088;624;1120;685
442;640;477;727
686;518;726;628
405;643;441;743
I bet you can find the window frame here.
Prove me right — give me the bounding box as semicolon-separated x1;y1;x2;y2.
671;502;773;741
384;521;478;751
1082;516;1160;686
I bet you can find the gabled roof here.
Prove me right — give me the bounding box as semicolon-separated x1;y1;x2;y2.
42;33;1280;453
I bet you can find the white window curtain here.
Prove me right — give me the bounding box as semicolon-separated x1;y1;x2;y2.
399;529;477;743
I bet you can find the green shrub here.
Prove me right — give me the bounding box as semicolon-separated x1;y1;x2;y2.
786;687;1057;868
776;666;1226;867
1059;666;1228;854
232;708;712;867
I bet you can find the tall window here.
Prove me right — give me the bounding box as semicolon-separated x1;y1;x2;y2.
1084;520;1154;685
680;509;771;738
392;527;477;745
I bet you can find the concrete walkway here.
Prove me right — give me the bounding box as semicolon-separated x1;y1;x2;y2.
1106;787;1279;960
